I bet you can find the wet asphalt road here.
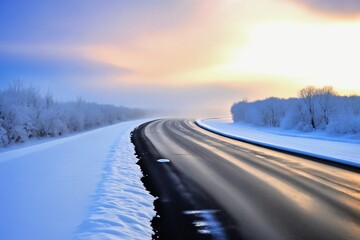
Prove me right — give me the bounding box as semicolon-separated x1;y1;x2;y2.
133;119;360;240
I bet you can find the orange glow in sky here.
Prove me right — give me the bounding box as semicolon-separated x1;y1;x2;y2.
80;0;360;98
1;0;360;116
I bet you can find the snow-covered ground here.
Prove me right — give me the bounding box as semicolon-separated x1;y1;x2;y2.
197;119;360;168
0;119;155;240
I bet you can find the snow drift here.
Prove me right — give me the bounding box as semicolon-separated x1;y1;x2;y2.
0;119;155;240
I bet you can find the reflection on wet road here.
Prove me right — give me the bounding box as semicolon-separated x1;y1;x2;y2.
143;119;360;240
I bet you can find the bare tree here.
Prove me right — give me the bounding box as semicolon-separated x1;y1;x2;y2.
8;79;24;93
45;90;55;109
317;86;337;126
298;86;318;129
260;98;285;127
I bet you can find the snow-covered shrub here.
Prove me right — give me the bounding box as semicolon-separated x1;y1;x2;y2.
326;95;360;135
259;98;287;127
35;107;68;137
231;99;248;122
327;115;360;135
280;102;302;130
0;107;33;143
232;98;287;127
0;125;9;146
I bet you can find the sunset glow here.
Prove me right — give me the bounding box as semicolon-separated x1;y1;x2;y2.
1;0;360;115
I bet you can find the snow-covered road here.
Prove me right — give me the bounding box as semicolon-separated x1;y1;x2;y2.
0;119;155;240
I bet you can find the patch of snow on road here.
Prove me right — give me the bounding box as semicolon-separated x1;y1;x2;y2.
183;209;226;239
157;159;170;163
197;118;360;168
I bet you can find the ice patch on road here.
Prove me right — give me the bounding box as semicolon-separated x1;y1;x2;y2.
183;209;226;239
157;159;170;163
255;154;266;159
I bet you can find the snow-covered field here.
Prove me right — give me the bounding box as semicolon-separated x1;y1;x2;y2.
0;119;155;240
197;119;360;168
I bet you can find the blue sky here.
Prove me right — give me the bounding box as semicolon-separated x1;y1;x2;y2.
0;1;186;42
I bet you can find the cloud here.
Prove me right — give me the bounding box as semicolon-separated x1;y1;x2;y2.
290;0;360;16
0;48;133;102
0;52;130;78
78;0;243;86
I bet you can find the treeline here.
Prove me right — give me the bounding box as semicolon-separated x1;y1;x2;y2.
231;86;360;135
0;81;147;146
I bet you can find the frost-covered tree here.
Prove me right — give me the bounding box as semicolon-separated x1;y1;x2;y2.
259;98;286;127
231;85;360;136
316;86;337;126
298;86;319;129
232;98;288;127
0;81;148;147
296;86;338;130
231;99;248;122
327;94;360;135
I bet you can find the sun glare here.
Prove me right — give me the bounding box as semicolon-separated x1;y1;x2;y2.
218;21;360;92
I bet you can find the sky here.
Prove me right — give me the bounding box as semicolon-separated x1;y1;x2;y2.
1;0;360;117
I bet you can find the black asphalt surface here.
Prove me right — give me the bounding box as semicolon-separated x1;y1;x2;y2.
132;119;360;240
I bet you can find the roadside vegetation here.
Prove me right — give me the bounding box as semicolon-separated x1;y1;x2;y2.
231;86;360;136
0;81;147;146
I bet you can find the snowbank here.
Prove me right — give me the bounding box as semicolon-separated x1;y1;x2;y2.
0;119;155;240
196;119;360;168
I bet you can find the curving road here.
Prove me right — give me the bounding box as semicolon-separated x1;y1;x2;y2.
132;119;360;240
